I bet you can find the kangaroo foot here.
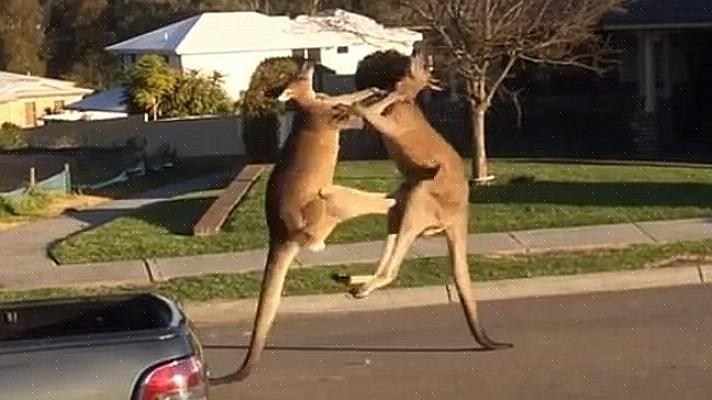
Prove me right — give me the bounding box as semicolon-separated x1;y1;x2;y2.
306;241;326;252
350;277;390;299
349;285;370;299
476;330;514;351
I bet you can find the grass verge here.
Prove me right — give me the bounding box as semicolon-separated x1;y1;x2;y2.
51;159;712;264
0;189;108;228
8;239;712;304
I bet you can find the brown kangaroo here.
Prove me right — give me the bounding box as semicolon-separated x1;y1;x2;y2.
211;63;403;384
349;54;513;350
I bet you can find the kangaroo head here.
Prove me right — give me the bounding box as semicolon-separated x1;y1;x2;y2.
395;54;443;99
278;62;316;103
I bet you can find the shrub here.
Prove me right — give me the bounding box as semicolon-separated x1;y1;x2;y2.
1;188;53;216
163;70;234;118
123;55;177;120
355;50;411;91
0;198;11;216
239;57;300;161
240;57;300;118
124;55;234;119
0;123;29;150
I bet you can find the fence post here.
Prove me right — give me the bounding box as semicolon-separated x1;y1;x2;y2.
64;163;71;194
29;167;36;187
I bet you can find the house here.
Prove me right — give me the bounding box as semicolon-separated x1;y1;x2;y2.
105;9;422;100
0;71;92;128
602;0;712;155
42;86;130;122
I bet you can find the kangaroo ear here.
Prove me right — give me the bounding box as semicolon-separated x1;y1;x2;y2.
277;88;293;102
428;78;444;91
410;53;425;77
299;61;315;78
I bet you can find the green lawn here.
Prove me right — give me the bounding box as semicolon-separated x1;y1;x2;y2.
51;159;712;264
8;239;712;304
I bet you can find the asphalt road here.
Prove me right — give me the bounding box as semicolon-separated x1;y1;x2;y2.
202;285;712;400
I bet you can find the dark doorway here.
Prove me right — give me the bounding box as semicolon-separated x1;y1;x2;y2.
686;33;712;137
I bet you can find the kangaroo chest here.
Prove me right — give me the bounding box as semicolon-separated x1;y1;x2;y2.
382;133;440;180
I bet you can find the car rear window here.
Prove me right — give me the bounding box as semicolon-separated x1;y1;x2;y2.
0;294;174;342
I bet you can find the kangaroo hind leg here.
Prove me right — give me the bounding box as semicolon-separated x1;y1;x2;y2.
445;220;513;350
354;187;438;298
210;241;301;384
320;185;396;220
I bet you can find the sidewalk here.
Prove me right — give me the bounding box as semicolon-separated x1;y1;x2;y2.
0;172;232;288
1;217;710;291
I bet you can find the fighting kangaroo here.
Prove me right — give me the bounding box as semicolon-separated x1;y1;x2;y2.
349;54;513;350
212;63;402;384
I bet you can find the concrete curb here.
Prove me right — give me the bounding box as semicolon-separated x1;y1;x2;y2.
184;264;710;324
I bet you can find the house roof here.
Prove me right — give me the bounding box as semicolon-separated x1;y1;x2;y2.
604;0;712;30
0;71;92;103
66;86;127;112
105;9;422;55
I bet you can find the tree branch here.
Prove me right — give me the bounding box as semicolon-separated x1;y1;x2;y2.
485;54;516;106
519;53;613;75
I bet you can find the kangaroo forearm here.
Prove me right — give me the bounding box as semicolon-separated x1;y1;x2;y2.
320;89;378;106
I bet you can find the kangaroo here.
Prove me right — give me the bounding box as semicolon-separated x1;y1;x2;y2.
348;54;513;351
211;63;403;384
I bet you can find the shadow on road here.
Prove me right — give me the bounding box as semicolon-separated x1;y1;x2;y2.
204;344;491;353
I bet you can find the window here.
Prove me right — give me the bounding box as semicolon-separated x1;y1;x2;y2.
307;48;322;62
24;102;37;126
337;46;349;54
292;48;322;62
292;48;306;59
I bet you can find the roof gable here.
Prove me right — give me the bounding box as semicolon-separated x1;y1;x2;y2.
0;71;91;103
106;10;422;55
105;14;202;54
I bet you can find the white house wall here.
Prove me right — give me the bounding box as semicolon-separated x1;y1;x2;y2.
320;43;389;75
180;50;290;100
179;43;414;100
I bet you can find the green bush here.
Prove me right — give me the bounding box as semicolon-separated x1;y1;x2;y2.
239;57;300;161
355;50;411;91
123;56;234;119
0;188;53;216
0;123;29;150
123;55;177;120
0;198;11;216
240;57;300;118
163;70;234;118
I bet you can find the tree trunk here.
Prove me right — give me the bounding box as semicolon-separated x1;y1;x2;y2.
471;104;489;183
152;99;158;121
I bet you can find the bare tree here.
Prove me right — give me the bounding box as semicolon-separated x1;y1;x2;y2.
402;0;625;183
308;0;323;15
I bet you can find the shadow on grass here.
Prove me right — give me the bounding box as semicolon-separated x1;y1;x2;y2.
133;197;218;235
471;181;712;208
65;196;218;235
501;157;712;169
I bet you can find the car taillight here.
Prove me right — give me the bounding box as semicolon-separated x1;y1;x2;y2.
138;356;208;400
